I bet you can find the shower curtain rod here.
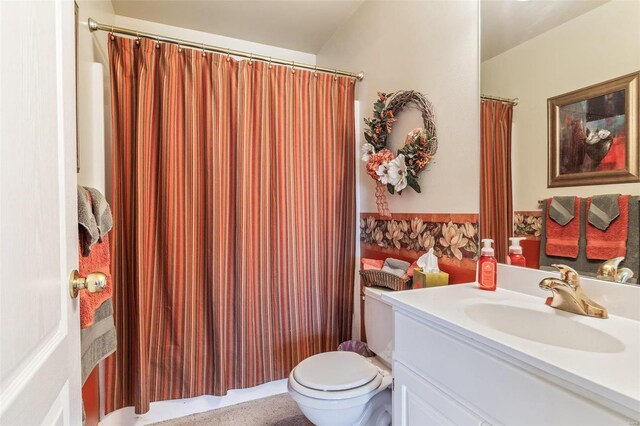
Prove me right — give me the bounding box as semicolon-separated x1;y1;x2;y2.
88;18;364;81
481;94;519;106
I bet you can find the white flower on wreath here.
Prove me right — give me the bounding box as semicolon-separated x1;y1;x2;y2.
361;143;375;162
388;154;408;192
376;162;393;184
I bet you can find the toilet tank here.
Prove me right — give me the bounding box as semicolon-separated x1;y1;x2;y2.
363;286;393;365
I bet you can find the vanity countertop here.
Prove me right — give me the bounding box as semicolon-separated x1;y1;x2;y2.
382;265;640;416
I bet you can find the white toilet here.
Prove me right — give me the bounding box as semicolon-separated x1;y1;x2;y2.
288;286;393;426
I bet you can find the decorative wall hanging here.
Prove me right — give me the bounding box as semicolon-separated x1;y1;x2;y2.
360;214;478;261
362;91;438;216
548;71;639;187
513;211;542;238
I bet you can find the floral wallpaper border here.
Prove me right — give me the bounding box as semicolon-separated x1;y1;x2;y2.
513;211;542;239
360;213;479;261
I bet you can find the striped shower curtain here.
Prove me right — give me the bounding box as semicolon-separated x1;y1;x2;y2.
105;36;356;414
480;99;513;263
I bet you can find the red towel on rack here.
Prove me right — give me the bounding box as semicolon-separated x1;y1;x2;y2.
78;234;112;328
545;197;581;258
586;195;629;260
78;188;113;329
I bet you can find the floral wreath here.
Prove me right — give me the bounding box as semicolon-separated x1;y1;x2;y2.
361;91;437;216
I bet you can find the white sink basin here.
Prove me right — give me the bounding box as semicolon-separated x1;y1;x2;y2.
464;302;625;353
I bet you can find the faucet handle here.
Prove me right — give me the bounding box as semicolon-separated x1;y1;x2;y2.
616;267;634;284
597;257;625;281
551;264;580;287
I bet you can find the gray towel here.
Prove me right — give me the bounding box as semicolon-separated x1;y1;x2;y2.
81;299;116;385
588;194;620;231
381;258;410;277
78;186;99;256
85;187;113;240
549;196;576;226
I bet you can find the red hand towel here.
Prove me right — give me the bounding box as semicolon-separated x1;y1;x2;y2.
361;258;384;270
78;233;112;328
545;197;581;258
586;195;628;260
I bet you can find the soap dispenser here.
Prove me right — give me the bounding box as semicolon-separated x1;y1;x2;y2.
507;237;527;267
477;238;497;291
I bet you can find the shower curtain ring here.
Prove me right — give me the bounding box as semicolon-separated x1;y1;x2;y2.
110;25;115;40
248;53;253;66
135;31;140;45
333;69;338;80
314;65;318;78
155;37;160;49
201;43;206;57
268;57;272;69
291;60;295;74
226;48;231;62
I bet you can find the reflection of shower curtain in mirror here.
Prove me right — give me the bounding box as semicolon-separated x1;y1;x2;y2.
480;100;513;263
105;36;356;415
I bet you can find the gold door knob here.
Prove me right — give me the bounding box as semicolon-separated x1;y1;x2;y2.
69;270;107;299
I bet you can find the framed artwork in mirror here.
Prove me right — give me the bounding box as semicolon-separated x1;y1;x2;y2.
548;71;639;187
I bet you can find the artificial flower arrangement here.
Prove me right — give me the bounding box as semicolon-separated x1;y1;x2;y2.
586;128;612;145
362;91;438;195
584;128;614;163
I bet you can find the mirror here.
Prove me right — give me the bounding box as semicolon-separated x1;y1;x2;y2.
480;0;640;283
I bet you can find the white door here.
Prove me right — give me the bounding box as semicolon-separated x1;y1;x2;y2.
0;0;82;424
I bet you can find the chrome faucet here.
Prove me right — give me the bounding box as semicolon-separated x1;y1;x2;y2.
597;257;634;284
539;264;608;319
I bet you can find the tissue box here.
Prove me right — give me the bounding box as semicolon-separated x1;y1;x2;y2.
413;268;449;289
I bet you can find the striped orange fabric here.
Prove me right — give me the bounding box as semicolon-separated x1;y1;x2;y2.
480;99;513;263
105;36;356;414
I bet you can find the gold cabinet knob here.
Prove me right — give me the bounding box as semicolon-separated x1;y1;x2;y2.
69;270;107;299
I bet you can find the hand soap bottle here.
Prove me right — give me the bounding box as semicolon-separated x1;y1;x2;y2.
507;237;527;267
477;238;497;291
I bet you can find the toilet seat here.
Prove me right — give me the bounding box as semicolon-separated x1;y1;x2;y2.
289;352;386;400
295;352;379;390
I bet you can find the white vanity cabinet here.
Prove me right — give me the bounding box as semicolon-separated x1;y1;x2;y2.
385;273;640;426
393;360;486;426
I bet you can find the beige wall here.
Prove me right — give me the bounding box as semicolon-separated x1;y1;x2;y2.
317;0;480;340
113;15;316;65
317;0;481;214
482;0;640;211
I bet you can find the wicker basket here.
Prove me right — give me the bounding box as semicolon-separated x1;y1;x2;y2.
359;270;412;291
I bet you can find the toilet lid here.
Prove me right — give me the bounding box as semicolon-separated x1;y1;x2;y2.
293;351;379;391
